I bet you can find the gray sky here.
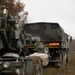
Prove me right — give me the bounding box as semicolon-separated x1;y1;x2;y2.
21;0;75;38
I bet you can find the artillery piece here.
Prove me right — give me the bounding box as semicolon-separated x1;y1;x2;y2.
0;7;47;75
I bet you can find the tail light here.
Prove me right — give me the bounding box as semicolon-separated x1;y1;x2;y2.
49;43;60;46
13;62;22;67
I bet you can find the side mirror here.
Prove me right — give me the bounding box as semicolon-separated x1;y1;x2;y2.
68;36;72;42
70;36;72;42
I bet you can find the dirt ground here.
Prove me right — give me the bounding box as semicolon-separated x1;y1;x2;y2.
43;52;75;75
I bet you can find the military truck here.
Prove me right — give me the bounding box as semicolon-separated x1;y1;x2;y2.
24;22;72;66
0;7;44;75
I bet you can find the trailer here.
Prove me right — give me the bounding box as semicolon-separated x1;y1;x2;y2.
24;22;72;66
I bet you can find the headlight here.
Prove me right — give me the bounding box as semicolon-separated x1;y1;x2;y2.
4;62;9;68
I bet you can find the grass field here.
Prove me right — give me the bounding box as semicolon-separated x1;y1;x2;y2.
43;52;75;75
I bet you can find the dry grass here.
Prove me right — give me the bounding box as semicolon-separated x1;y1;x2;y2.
43;52;75;75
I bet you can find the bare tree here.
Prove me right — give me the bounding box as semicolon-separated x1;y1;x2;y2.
0;0;28;27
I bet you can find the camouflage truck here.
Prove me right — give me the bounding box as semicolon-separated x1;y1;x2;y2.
24;22;72;66
0;7;43;75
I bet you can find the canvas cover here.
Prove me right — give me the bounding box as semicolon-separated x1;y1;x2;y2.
24;22;66;42
27;53;49;66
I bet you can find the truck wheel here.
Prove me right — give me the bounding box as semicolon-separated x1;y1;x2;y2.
66;49;70;62
66;56;69;62
62;53;67;65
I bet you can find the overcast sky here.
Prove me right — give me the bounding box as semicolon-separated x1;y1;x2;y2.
21;0;75;38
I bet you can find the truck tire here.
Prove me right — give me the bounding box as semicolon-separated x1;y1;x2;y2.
62;53;67;65
66;49;70;62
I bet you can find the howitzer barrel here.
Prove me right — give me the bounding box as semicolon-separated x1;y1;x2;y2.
0;7;19;52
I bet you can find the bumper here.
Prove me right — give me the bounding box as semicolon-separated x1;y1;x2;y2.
49;59;62;62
